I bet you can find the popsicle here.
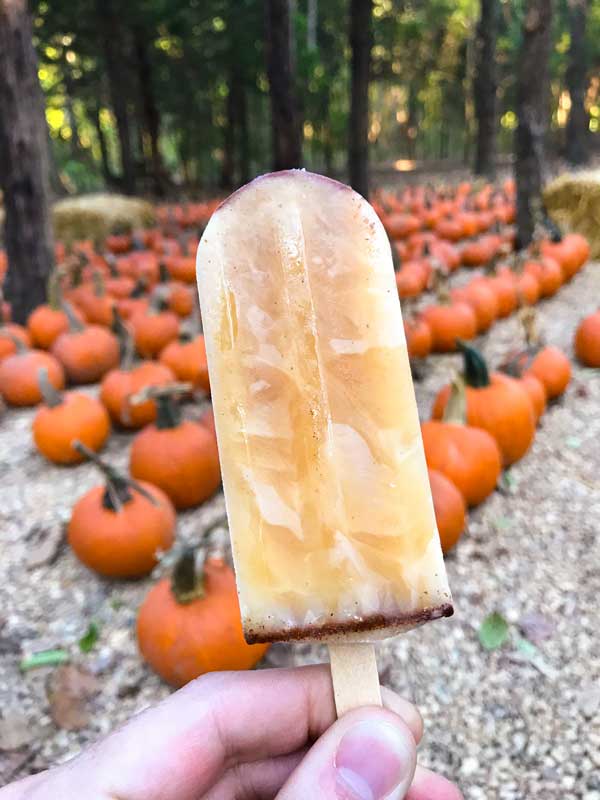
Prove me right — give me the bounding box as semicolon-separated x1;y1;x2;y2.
196;170;452;708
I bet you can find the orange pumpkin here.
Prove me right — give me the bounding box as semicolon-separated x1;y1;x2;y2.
0;324;31;361
68;442;176;578
421;301;477;353
33;368;110;464
432;342;535;466
574;310;600;367
129;386;221;509
137;552;269;687
525;257;562;298
159;334;210;391
519;373;547;422
451;281;498;333
130;293;180;358
404;318;432;359
421;378;502;507
0;342;65;406
51;304;120;384
428;469;466;554
526;346;571;399
27;270;86;349
100;328;175;428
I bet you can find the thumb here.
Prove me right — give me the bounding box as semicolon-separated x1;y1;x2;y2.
276;706;417;799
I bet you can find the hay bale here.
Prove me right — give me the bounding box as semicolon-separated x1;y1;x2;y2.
543;171;600;257
52;193;155;245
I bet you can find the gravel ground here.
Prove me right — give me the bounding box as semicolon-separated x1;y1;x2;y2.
0;264;599;798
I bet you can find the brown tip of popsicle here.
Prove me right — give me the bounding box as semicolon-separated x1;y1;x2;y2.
243;603;454;645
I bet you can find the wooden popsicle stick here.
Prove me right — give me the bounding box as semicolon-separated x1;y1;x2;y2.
328;643;382;717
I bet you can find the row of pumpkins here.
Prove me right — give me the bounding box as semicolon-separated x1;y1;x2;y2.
0;181;598;687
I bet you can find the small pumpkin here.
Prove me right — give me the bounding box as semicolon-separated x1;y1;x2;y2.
432;341;535;466
404;318;432;359
421;300;477;353
129;384;221;509
0;323;31;361
33;368;110;464
526;346;571;400
422;376;502;507
51;303;120;384
68;441;176;578
130;289;180;358
574;309;600;368
100;323;175;428
451;280;498;334
428;469;466;554
0;337;65;406
519;373;547;422
27;270;84;349
159;333;210;391
137;550;270;687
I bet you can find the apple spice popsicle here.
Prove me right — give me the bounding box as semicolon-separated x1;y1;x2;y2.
196;170;452;646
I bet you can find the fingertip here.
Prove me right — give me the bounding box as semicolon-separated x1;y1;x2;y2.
381;686;424;744
407;765;464;800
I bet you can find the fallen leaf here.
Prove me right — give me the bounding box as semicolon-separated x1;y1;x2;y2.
25;523;64;570
47;665;99;731
0;712;37;751
78;622;100;653
479;612;509;651
518;612;556;645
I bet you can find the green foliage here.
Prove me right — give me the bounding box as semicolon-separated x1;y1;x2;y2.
31;0;600;193
479;612;509;650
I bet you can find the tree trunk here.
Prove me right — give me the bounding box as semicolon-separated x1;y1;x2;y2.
307;0;317;50
238;79;250;184
97;0;136;194
93;102;114;186
265;0;302;170
515;0;553;250
565;0;589;166
0;0;54;323
133;25;165;195
473;0;498;177
348;0;373;199
221;74;236;190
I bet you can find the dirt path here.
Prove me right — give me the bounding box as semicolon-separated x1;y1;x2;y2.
1;265;599;798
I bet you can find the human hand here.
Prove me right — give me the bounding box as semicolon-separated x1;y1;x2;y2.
2;664;462;799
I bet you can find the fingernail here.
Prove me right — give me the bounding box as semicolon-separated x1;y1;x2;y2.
334;720;415;800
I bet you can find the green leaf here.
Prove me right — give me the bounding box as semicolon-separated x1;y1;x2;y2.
20;649;70;671
479;612;509;651
78;622;100;653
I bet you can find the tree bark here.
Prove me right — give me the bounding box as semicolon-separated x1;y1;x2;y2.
565;0;589;166
473;0;498;177
133;25;165;196
93;102;114;186
348;0;373;199
515;0;553;250
96;0;136;194
0;0;54;323
265;0;302;170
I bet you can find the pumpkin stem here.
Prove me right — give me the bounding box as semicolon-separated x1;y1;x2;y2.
443;374;467;425
112;308;135;368
62;301;85;333
519;307;541;349
129;382;191;429
38;367;63;408
72;440;159;512
47;269;63;312
130;277;148;298
158;262;170;283
3;329;28;354
149;286;169;315
456;340;491;388
105;254;119;278
92;269;106;298
171;548;206;604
